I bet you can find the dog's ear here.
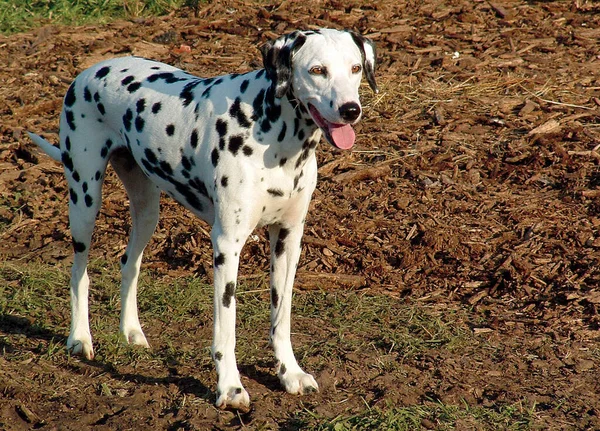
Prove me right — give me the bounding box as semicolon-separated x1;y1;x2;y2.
260;31;307;98
348;31;378;94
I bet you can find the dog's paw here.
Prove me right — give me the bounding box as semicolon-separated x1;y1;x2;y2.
122;328;150;348
279;365;319;395
67;336;94;360
215;386;251;412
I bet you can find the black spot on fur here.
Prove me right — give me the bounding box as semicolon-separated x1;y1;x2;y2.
214;351;223;361
136;98;146;113
127;82;142;93
95;66;110;79
152;102;162;114
260;118;272;133
135;116;145;132
72;171;80;182
268;188;284;197
279;363;287;375
279;157;287;167
211;148;219;167
229;98;252;128
251;89;265;121
240;79;250;93
271;287;279;308
69;188;78;204
166;124;175;136
181;155;192;171
82;182;88;193
65;136;72;151
221;176;228;187
73;240;86;253
190;129;199;148
216;119;228;137
93;92;100;103
95;171;102;181
121;75;135;86
65;110;76;131
121;254;128;265
275;228;289;257
180;79;203;106
123;108;133;132
61;152;74;172
64;83;76;107
214;253;226;267
97;103;106;115
242;145;253;156
83;86;92;102
144;148;158;164
84;194;93;207
228;135;244;156
223;282;236;308
277;122;287;142
298;129;305;141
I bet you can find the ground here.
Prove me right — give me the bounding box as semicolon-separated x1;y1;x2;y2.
1;0;600;430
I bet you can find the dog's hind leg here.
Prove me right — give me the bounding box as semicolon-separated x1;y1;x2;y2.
110;150;160;348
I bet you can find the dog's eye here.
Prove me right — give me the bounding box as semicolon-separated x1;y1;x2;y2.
309;66;326;76
351;64;362;74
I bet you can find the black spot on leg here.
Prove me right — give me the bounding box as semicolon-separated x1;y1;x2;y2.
61;152;74;172
275;228;289;257
214;351;223;361
268;188;284;197
72;240;86;253
84;195;93;207
271;287;279;308
69;188;78;204
211;148;219;167
222;282;236;308
121;254;128;265
279;157;287;167
214;253;226;267
279;363;287;375
190;129;199;148
221;176;228;187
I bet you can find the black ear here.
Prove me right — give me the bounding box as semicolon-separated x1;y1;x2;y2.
349;31;378;94
260;31;307;98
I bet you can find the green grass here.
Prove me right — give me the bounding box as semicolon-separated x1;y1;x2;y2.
0;261;537;429
0;0;189;35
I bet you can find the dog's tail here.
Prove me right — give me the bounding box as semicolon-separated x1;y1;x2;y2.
27;132;62;162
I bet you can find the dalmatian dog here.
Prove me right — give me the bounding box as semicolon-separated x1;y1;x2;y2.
28;28;377;411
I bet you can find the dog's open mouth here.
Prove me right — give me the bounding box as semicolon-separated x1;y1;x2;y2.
308;104;355;150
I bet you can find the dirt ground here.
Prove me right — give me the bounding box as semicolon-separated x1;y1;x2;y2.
1;0;600;429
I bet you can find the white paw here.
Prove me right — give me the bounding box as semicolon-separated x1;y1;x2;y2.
67;335;94;360
279;364;319;395
122;328;150;348
215;386;251;412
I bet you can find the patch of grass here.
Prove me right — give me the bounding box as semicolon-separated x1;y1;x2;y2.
0;0;188;35
293;400;535;431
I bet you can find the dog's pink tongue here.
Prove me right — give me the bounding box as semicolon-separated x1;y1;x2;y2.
329;123;355;150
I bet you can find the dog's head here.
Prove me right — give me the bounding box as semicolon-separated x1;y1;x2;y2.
261;29;378;150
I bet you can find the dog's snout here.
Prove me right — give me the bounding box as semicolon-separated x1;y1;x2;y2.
339;102;361;122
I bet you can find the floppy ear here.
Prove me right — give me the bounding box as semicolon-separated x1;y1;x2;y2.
349;31;378;94
260;31;307;98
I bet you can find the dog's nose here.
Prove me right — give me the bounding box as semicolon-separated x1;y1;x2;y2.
339;102;361;122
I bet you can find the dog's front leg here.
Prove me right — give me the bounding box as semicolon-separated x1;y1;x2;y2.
211;225;250;411
269;223;319;395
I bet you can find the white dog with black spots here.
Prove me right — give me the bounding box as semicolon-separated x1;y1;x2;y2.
29;28;377;411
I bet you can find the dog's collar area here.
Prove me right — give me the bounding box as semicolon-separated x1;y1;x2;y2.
307;104;355;150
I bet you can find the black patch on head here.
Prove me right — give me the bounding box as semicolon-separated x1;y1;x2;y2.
73;240;86;253
84;194;93;207
222;282;236;308
136;98;146;113
121;75;135;86
121;254;128;265
64;83;76;107
240;79;250;93
228;135;244;156
190;129;199;148
69;188;78;204
221;176;228;187
152;102;162;114
65;110;76;131
61;151;74;172
242;145;253;156
275;228;289;257
277;122;287;142
211;148;219;167
214;253;226;267
83;86;92;102
123;108;133;132
268;188;284;197
229;98;252;128
166;124;175;136
95;66;110;79
271;287;279;308
216;119;228;137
